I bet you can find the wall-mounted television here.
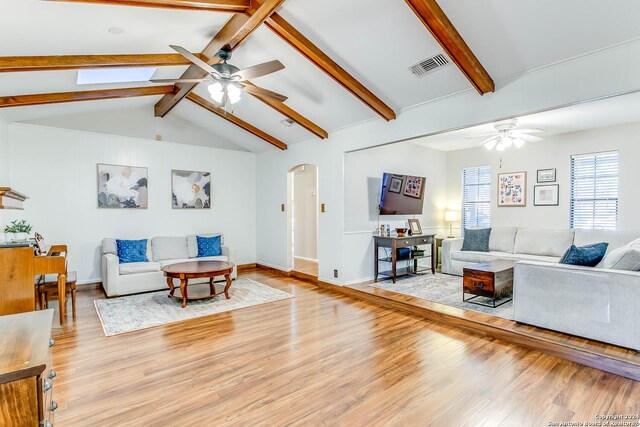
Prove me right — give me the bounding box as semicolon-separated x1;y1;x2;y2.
379;173;426;215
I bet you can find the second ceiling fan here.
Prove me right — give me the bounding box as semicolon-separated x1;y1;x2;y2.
151;45;287;108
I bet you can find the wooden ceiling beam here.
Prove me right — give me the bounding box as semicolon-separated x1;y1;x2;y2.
47;0;251;13
404;0;494;94
0;86;174;108
0;54;206;73
265;13;396;122
187;92;287;150
154;0;286;118
243;82;327;139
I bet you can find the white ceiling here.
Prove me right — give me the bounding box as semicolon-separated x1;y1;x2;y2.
3;0;640;152
410;90;640;152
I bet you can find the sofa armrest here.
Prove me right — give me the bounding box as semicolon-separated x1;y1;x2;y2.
441;238;463;275
222;246;238;279
101;253;120;297
514;261;640;350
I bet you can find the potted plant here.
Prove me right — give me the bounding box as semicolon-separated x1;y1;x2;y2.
4;219;33;242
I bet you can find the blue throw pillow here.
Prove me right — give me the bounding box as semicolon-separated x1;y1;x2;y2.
197;235;221;257
116;239;149;264
560;242;609;267
461;228;492;252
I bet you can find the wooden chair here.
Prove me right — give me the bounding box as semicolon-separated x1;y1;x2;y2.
36;271;77;317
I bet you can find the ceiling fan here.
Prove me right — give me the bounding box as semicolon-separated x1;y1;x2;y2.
468;119;544;151
150;45;287;108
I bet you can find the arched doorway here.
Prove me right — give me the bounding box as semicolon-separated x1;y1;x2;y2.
287;164;319;278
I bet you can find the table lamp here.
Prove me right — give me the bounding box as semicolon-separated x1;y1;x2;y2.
445;211;458;238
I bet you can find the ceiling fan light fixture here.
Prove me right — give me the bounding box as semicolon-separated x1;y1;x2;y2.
484;139;497;150
513;138;526;148
496;142;506;152
502;136;513;148
208;81;224;104
227;83;242;104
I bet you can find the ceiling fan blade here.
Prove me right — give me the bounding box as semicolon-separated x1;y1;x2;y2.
511;133;543;142
169;45;220;78
514;128;545;134
465;132;499;139
478;135;499;146
240;84;288;103
149;78;206;83
232;60;285;81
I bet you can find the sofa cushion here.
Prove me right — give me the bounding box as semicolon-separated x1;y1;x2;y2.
187;233;224;258
119;261;161;275
489;227;518;253
158;258;191;268
197;235;222;257
116;239;150;264
574;229;640;253
513;228;575;257
103;238;152;260
151;236;189;261
451;251;498;263
560;243;609;267
601;246;640;271
461;228;491;252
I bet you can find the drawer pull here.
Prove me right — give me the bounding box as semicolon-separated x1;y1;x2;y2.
50;401;58;412
43;379;52;393
49;338;55;347
48;369;57;379
473;282;485;289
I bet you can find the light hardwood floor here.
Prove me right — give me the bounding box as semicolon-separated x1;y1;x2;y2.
293;257;318;277
50;267;639;426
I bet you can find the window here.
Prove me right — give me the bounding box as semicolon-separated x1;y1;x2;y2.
570;151;619;230
462;166;491;231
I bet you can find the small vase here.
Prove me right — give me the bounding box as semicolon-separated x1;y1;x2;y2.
13;232;28;242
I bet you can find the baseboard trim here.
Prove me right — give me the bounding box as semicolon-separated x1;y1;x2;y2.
256;263;319;285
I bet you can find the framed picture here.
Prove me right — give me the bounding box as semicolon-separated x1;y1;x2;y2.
408;218;422;235
537;168;556;183
498;171;527;207
403;176;425;199
389;176;403;194
172;170;211;209
97;163;148;209
534;184;559;206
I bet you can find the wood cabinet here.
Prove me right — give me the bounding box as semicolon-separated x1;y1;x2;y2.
373;234;436;283
0;245;36;315
0;309;57;426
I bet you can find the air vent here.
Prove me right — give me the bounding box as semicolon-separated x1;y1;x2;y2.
409;53;450;78
280;118;295;127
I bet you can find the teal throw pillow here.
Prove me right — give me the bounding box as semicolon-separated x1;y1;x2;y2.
461;228;491;252
116;239;149;264
197;235;222;257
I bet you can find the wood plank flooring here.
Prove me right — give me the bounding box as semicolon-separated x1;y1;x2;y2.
293;257;318;277
49;268;640;426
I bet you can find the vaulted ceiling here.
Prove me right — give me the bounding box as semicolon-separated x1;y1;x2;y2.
2;0;640;152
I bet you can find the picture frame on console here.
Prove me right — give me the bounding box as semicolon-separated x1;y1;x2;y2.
408;218;422;235
534;184;559;206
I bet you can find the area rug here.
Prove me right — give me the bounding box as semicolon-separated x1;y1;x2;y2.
95;278;293;336
370;273;514;320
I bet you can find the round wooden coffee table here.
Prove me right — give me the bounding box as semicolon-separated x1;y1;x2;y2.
162;261;235;308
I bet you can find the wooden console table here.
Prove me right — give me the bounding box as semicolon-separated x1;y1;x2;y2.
373;234;436;283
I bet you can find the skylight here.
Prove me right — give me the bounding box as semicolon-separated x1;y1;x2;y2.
77;67;157;85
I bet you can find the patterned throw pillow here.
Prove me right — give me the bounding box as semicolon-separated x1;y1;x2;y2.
197;235;222;257
116;239;149;264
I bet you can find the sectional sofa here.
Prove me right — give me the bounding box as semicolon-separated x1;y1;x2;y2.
101;233;237;297
442;228;640;351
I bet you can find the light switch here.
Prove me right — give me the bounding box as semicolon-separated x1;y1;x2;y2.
321;203;326;213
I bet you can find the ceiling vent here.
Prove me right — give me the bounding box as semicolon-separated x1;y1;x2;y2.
409;53;450;78
280;118;295;127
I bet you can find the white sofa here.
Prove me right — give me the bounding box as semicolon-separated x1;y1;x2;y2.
442;227;640;350
101;233;237;297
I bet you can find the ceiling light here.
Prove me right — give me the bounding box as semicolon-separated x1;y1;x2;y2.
502;136;513;148
513;138;526;148
208;82;224;104
207;81;242;105
484;139;497;150
496;142;506;152
227;83;242;104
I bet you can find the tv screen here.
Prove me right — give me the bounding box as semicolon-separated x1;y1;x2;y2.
379;173;426;215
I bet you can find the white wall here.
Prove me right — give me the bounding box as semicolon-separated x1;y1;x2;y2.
5;123;256;283
255;38;640;285
0;114;9;235
342;143;447;284
293;165;318;261
445;122;640;231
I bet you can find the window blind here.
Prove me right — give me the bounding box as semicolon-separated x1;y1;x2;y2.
462;166;491;232
570;151;619;230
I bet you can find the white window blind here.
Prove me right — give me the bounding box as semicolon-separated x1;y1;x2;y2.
570;151;619;230
462;166;491;231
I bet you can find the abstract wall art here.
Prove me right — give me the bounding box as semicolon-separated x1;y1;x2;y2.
498;171;527;207
171;170;211;209
97;163;148;209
